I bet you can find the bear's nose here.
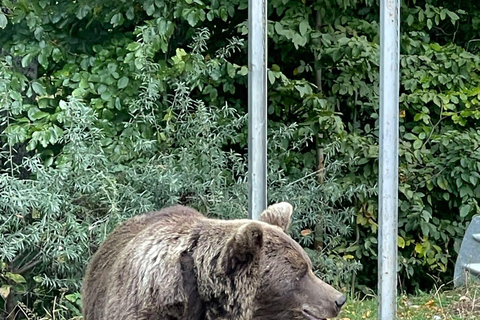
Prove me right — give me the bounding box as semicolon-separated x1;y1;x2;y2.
335;294;347;309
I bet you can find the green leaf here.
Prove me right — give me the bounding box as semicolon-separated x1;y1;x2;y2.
207;10;214;21
30;111;50;120
415;243;423;254
126;7;135;20
437;176;448;190
32;81;47;95
26;12;37;29
268;70;276;85
459;204;471;218
292;33;307;48
59;100;68;110
404;133;416;140
299;19;309;37
44;156;54;167
126;42;141;51
219;7;228;22
79;78;89;89
145;2;155;16
418;10;425;22
440;10;447;20
275;22;284;35
459;185;473;198
332;49;342;62
38;51;49;69
117;76;129;89
65;292;81;303
0;13;8;29
115;97;122;110
0;285;10;299
76;5;91;19
226;63;236;78
5;272;27;284
295;84;312;98
446;11;460;22
28;107;49;120
110;13;124;27
186;10;199;27
413;139;422;149
238;66;248;76
406;15;414;26
398;236;405;248
21;54;33;68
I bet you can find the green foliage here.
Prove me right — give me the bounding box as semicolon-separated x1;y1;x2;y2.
1;0;480;317
0;23;354;318
307;0;480;291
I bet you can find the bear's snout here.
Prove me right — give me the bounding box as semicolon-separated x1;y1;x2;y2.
298;270;347;319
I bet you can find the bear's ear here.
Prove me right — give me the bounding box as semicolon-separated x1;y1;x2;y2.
259;202;293;232
220;223;263;275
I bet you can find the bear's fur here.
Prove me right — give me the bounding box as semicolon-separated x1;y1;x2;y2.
82;203;346;320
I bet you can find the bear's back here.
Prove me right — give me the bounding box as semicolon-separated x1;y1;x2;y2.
82;205;205;320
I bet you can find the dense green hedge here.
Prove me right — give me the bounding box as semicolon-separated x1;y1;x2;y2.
1;0;480;318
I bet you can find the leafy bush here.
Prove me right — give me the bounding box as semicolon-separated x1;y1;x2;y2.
313;3;480;290
1;1;480;318
0;29;357;318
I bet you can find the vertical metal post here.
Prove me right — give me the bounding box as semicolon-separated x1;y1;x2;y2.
378;0;400;319
248;0;268;219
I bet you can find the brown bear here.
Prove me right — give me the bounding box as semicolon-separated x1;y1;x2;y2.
82;203;346;320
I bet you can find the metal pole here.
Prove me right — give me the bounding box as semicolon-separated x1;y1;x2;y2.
247;0;268;219
378;0;400;318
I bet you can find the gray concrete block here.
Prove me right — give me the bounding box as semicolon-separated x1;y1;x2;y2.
454;216;480;287
465;263;480;275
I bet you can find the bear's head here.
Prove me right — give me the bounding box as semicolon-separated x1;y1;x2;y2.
252;202;347;320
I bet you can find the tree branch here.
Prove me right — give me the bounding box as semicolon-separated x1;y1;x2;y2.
14;252;42;274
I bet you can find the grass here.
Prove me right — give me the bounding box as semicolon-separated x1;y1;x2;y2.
338;283;480;320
